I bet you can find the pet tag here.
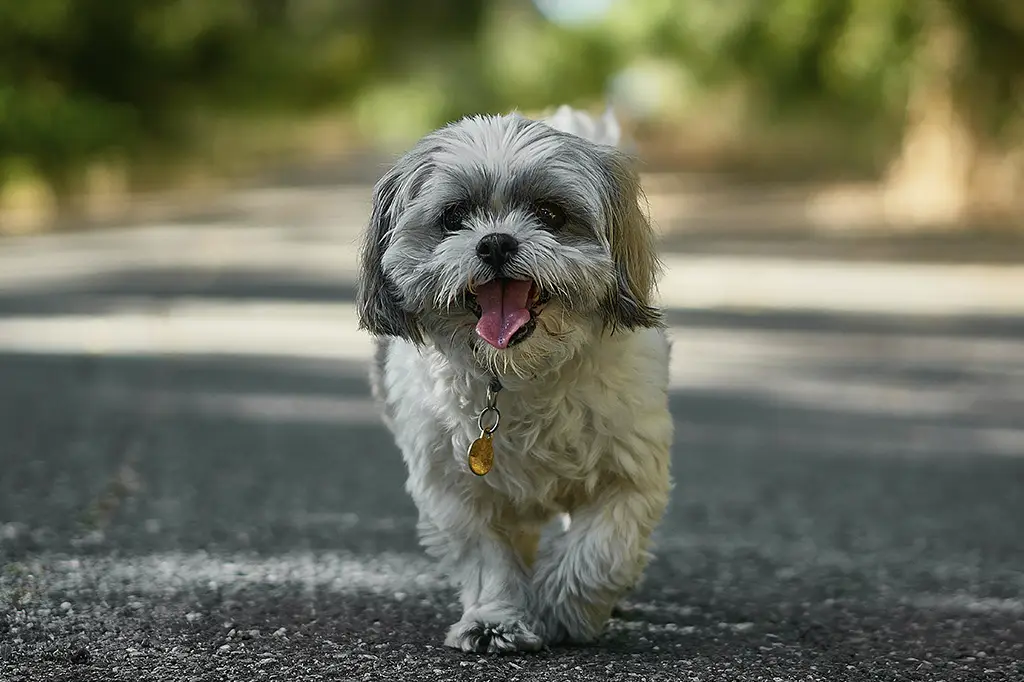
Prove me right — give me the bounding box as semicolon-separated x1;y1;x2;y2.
468;380;501;476
467;432;494;476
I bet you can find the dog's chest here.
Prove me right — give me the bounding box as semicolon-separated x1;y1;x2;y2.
391;329;671;506
473;379;630;499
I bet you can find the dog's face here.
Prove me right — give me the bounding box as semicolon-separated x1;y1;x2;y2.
357;113;661;378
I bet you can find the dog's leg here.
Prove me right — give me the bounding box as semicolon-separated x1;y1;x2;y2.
510;526;541;570
531;478;669;644
419;504;544;654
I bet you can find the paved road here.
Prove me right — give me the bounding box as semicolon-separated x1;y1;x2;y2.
1;214;1023;681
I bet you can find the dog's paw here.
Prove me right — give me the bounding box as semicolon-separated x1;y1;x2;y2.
532;605;603;646
444;617;544;654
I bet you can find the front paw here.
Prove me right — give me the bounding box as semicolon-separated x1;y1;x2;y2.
532;603;605;646
444;614;544;654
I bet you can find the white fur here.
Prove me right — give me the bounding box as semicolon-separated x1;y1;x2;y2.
545;104;622;147
379;326;672;648
360;107;673;652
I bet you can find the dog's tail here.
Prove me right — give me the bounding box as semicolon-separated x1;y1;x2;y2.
543;104;622;149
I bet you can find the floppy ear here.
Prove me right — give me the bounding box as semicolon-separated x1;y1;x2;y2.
356;167;424;343
599;149;663;330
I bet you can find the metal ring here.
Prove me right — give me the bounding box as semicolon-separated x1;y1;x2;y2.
486;377;502;407
477;406;500;434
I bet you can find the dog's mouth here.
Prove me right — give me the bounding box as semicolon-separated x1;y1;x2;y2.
468;279;551;349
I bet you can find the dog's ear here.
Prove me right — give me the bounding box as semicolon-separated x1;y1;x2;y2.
357;166;423;343
598;148;663;330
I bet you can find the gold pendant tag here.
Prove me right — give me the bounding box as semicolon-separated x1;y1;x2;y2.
467;432;494;476
467;377;502;476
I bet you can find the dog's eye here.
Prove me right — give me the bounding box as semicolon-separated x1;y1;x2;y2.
534;202;567;231
440;203;469;232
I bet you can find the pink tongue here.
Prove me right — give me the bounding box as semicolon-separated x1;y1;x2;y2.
475;279;533;349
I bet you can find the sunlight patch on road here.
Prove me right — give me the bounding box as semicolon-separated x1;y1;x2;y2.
0;299;374;360
96;387;383;426
16;551;445;599
660;254;1024;316
909;594;1024;615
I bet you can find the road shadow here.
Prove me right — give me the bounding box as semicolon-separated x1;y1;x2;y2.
0;267;360;316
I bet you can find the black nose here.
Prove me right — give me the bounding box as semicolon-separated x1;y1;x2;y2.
476;233;519;269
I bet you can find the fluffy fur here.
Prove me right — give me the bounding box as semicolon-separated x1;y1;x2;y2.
358;106;673;652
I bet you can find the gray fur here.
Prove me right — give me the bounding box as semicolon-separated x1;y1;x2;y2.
356;112;661;378
368;336;393;427
356;165;425;343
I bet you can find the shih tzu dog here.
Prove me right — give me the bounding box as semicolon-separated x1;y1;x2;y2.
357;105;673;653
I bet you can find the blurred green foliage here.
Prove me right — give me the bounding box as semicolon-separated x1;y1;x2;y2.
676;0;1024;139
0;0;1021;200
0;0;487;195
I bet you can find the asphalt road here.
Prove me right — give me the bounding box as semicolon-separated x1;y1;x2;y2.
1;213;1023;682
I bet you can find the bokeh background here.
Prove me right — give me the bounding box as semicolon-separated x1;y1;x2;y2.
2;3;1024;680
2;0;1023;230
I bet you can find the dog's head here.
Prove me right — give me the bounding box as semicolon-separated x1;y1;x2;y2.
357;111;662;378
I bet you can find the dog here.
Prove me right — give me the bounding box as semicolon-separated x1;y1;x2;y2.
357;105;673;653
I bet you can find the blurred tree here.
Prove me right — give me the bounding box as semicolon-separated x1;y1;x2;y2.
0;0;488;204
3;1;223;200
883;1;1024;221
654;0;1024;218
0;0;1020;221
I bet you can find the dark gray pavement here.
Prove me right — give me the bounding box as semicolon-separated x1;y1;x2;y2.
1;214;1023;682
